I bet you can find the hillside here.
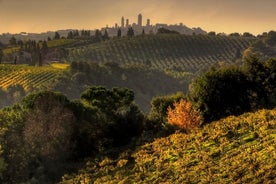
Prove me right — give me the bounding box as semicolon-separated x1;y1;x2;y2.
0;63;68;91
61;108;276;183
67;34;256;74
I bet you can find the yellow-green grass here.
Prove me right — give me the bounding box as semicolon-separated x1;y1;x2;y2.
3;47;20;55
61;108;276;184
50;63;70;69
0;64;67;91
46;39;76;48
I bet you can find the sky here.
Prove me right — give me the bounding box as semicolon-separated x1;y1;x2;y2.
0;0;275;35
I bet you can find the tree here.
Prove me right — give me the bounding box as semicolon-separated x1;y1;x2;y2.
54;32;60;40
41;40;48;54
157;28;179;34
188;67;252;123
243;32;254;37
94;29;102;42
117;28;122;38
167;99;202;132
9;36;17;45
0;48;3;64
103;29;109;40
142;29;145;36
80;86;144;147
265;31;276;46
67;31;74;39
208;31;216;36
21;91;77;180
81;86;134;116
147;92;184;130
229;32;240;37
127;27;134;37
244;56;276;108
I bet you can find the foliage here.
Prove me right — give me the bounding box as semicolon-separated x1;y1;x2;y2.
167;99;202;132
0;87;145;183
188;66;252;123
80;86;144;147
243;56;276;108
0;49;3;64
157;27;180;34
61;108;276;184
147;92;184;126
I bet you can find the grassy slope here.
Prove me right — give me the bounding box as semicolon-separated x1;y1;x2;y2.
61;108;276;183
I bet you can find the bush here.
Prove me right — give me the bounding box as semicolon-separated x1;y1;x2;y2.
167;99;202;132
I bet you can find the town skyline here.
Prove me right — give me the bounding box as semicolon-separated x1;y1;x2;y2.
0;0;275;35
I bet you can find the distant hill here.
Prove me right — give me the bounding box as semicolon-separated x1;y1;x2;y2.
67;34;256;74
61;108;276;183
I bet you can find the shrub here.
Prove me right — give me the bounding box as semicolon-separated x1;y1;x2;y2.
167;99;202;132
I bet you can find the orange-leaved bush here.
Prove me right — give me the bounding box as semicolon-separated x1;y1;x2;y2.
167;99;202;132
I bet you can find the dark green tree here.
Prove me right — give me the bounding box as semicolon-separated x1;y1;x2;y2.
81;86;134;115
117;28;122;38
244;56;276;108
243;32;254;37
54;32;60;40
265;31;276;46
67;31;74;39
103;29;109;40
148;92;184;124
41;40;48;53
157;28;179;34
0;48;3;64
208;31;216;36
127;27;134;37
80;86;144;147
9;36;17;45
188;67;252;123
94;29;102;42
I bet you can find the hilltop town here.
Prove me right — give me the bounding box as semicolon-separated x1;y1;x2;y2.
0;14;206;44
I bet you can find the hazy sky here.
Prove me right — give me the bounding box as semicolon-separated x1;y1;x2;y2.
0;0;275;35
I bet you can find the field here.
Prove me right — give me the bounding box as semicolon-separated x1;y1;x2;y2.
61;108;276;183
0;64;68;91
68;34;256;75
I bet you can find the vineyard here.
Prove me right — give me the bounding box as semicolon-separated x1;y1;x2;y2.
68;34;256;73
0;64;68;91
61;108;276;183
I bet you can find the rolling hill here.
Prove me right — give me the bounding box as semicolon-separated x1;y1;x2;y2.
67;34;256;74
